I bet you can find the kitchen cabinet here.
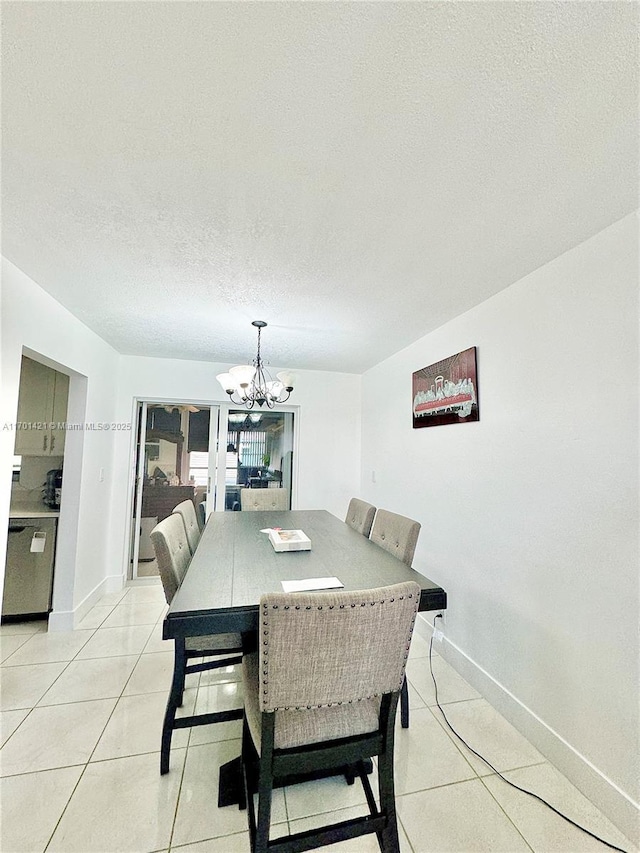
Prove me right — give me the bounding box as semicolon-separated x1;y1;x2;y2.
14;357;69;456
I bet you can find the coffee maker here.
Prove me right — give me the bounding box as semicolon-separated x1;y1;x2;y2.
43;468;63;510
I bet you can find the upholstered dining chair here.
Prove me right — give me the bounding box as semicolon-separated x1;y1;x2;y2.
370;509;421;567
150;514;243;775
241;581;420;853
171;499;201;556
345;497;376;538
240;488;290;511
369;509;421;729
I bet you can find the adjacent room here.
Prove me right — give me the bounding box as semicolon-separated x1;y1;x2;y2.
1;2;637;852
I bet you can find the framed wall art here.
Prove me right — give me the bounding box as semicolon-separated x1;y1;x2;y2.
412;346;479;428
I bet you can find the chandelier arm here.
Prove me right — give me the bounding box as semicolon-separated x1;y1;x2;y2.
227;390;245;405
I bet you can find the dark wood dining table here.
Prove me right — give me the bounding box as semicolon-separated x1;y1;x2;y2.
164;509;447;640
162;509;447;804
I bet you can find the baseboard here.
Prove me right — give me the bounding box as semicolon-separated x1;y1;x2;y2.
48;573;125;631
413;613;640;847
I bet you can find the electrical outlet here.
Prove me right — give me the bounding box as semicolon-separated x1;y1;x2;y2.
433;612;444;643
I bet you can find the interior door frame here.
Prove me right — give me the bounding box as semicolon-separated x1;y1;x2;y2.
129;401;148;576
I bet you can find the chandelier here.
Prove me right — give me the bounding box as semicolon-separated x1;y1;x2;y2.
216;321;295;409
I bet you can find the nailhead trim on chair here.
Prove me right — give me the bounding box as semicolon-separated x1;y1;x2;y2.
260;592;417;711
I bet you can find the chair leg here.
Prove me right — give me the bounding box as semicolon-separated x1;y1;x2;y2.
176;639;188;707
253;714;275;853
400;675;409;729
378;748;400;853
377;682;406;853
161;639;187;775
242;719;255;839
379;697;401;853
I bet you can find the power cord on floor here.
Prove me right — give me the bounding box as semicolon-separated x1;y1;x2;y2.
427;615;629;853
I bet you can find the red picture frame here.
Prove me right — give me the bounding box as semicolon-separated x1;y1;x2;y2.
412;347;479;428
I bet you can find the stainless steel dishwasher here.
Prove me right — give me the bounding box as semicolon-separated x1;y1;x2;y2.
2;518;57;618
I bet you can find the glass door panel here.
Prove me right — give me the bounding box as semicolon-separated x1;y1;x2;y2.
221;409;294;511
129;402;219;579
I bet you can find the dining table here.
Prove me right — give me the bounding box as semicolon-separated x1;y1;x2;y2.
163;508;447;804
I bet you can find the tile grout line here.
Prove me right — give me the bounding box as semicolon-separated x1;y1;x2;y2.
42;593;166;852
7;606;121;851
36;590;136;849
476;770;538;852
425;699;550;780
9;602;146;807
0;627;97;750
423;702;484;779
149;600;202;851
43;759;90;853
419;692;547;851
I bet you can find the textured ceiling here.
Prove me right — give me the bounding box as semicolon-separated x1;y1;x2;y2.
2;2;637;373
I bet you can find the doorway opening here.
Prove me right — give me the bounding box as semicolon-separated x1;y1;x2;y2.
129;403;296;579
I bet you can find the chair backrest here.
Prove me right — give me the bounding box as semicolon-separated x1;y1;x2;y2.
150;514;191;605
258;581;420;712
194;487;207;530
171;499;201;555
240;488;290;511
345;498;376;538
370;509;421;567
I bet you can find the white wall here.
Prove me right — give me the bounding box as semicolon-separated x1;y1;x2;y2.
1;259;121;625
360;213;639;841
107;354;362;584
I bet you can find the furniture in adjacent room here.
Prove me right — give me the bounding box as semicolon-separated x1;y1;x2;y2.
345;497;376;538
162;509;446;803
142;484;196;523
369;508;422;729
138;516;157;561
150;514;243;775
225;486;242;511
241;580;420;853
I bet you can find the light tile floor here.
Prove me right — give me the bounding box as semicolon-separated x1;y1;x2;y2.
0;581;635;853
